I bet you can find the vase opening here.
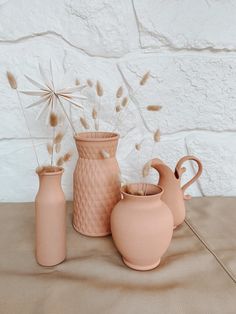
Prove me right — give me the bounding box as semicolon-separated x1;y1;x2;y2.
36;166;64;176
122;183;163;198
74;131;119;142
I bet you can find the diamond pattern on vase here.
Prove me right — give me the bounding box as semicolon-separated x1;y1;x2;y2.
73;132;121;236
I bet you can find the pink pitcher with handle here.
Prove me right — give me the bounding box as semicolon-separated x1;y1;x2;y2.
151;156;203;228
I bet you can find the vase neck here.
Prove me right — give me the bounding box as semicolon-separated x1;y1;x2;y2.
75;138;118;160
122;184;163;202
37;172;63;193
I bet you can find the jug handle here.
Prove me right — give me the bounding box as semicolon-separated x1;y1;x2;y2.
175;156;203;200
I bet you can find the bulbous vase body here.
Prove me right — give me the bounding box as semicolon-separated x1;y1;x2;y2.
73;132;121;237
111;184;173;271
35;167;66;266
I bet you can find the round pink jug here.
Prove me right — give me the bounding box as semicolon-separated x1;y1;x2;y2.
111;184;173;271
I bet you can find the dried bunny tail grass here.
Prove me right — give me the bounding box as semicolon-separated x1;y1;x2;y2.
56;157;64;167
54;132;64;144
49;112;58;127
125;185;144;196
140;71;150;86
121;97;128;107
87;79;93;87
55;143;61;153
75;78;80;86
96;81;103;97
154;129;161;142
63;152;72;162
135;143;141;151
6;71;17;89
142;160;151;177
47;143;53;155
80;117;90;129
92;107;97;119
137;190;145;196
116;86;123;98
115;105;121;113
146;105;162;111
100;149;110;159
37;165;60;174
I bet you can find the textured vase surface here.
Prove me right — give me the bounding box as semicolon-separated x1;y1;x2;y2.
35;167;66;266
73;132;121;237
111;184;173;271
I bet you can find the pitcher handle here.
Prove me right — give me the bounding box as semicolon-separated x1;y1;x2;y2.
175;156;203;199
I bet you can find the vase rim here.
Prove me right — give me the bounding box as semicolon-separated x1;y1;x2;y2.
36;166;64;176
121;183;163;199
74;131;119;143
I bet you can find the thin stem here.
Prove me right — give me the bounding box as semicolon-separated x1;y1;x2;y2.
143;142;156;196
16;90;40;167
97;96;102;131
57;95;77;134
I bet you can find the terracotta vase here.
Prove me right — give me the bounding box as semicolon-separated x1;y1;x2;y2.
111;183;173;271
73;132;121;237
35;167;66;266
151;155;203;228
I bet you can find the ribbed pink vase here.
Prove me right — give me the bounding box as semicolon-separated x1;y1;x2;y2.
73;132;121;237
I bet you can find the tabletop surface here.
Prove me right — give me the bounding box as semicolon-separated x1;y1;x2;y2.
0;197;235;314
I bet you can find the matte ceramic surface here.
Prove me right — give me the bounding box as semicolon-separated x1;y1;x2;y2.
73;132;121;237
111;184;173;271
151;156;203;228
35;167;66;267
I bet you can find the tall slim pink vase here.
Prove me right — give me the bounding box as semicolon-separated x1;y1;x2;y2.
35;167;66;266
73;132;121;237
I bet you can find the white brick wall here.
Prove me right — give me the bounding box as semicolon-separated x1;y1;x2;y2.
0;0;236;201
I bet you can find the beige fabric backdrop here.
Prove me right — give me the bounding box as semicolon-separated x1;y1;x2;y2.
0;198;235;314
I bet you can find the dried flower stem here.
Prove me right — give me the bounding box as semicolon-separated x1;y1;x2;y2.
16;90;40;167
56;95;77;134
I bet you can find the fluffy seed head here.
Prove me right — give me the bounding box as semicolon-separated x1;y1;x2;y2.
46;143;53;155
100;149;110;159
96;81;103;97
92;107;97;120
49;112;58;127
80;117;90;129
56;157;64;167
115;105;121;113
154;129;161;142
6;71;17;89
55;143;61;153
146;105;162;111
121;97;128;107
142;161;151;177
116;86;123;98
75;78;80;86
54;132;64;144
137;190;145;196
140;71;150;86
87;79;93;87
63;152;72;162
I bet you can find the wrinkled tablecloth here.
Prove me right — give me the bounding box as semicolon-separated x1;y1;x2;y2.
0;197;235;314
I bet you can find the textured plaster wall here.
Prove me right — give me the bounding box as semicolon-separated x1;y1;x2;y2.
0;0;236;201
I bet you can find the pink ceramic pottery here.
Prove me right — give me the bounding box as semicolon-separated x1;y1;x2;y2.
151;155;203;228
35;167;66;266
73;132;121;237
111;183;173;271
